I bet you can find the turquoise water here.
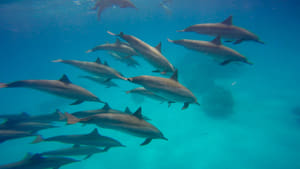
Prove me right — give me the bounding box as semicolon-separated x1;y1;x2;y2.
0;0;300;168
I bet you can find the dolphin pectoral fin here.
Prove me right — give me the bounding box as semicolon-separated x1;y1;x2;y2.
70;100;84;105
220;60;232;66
84;154;93;160
233;39;244;44
103;78;112;83
182;103;190;110
140;138;152;146
168;101;175;108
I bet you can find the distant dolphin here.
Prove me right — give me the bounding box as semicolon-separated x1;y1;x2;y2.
91;0;137;21
127;70;199;110
79;75;119;88
108;52;140;67
66;107;167;146
168;36;253;65
53;58;126;81
126;87;172;105
41;144;108;160
178;16;264;44
0;130;35;144
0;74;103;105
0;153;78;169
32;128;125;149
107;31;176;74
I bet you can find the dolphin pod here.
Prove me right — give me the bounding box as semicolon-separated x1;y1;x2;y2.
0;74;104;105
178;16;264;45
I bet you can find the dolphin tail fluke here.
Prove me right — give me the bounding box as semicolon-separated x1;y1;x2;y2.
52;59;63;63
140;138;152;146
32;135;44;144
65;112;81;125
181;102;190;110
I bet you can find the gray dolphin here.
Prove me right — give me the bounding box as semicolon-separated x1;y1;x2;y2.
0;74;103;105
108;52;140;67
32;128;125;149
0;121;57;133
0;153;78;169
126;87;172;105
79;75;119;88
127;70;199;109
168;36;253;65
0;130;35;143
66;107;167;146
178;16;264;44
53;58;126;81
41;144;108;160
107;31;175;74
92;0;137;21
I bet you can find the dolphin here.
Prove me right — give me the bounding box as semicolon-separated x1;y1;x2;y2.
79;75;119;88
108;52;140;67
107;31;175;74
66;107;167;146
0;130;35;144
32;128;125;149
0;112;30;122
127;70;199;109
86;39;138;57
126;87;172;105
53;58;126;81
0;153;79;169
91;0;137;21
0;74;103;105
177;16;264;44
168;36;253;65
0;121;57;133
41;144;108;160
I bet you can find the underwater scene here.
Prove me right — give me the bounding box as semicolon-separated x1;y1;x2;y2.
0;0;299;168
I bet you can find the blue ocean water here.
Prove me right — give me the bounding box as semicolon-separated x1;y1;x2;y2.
0;0;300;168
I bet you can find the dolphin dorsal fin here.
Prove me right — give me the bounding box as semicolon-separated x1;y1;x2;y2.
104;61;109;66
170;69;178;82
124;107;132;114
221;16;232;25
89;128;101;136
73;144;80;148
59;74;72;84
133;107;143;119
155;42;162;53
115;38;121;45
95;58;102;64
211;36;222;45
102;103;111;110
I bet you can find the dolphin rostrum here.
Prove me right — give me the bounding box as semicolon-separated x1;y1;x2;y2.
53;58;126;81
127;70;199;109
178;16;264;44
168;36;253;65
66;107;167;146
107;31;175;74
0;74;103;105
32;128;125;149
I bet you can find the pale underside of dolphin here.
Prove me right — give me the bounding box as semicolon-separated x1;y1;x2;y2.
0;74;103;105
178;16;264;45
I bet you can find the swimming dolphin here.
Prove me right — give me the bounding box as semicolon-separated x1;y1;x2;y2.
0;121;57;133
91;0;137;21
41;144;108;160
53;58;126;81
177;16;264;44
0;153;79;169
79;75;119;88
126;87;172;105
0;74;103;105
108;52;140;67
127;70;199;109
32;128;125;149
168;36;253;65
66;107;167;146
0;130;35;143
107;31;175;74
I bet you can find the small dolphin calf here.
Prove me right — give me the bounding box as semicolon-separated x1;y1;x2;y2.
41;144;107;160
66;107;167;145
126;87;171;105
0;153;78;169
127;70;199;109
0;130;35;143
92;0;137;21
0;74;103;105
168;36;252;65
53;58;126;81
108;52;140;67
32;128;124;149
107;31;175;74
79;75;119;88
178;16;264;44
